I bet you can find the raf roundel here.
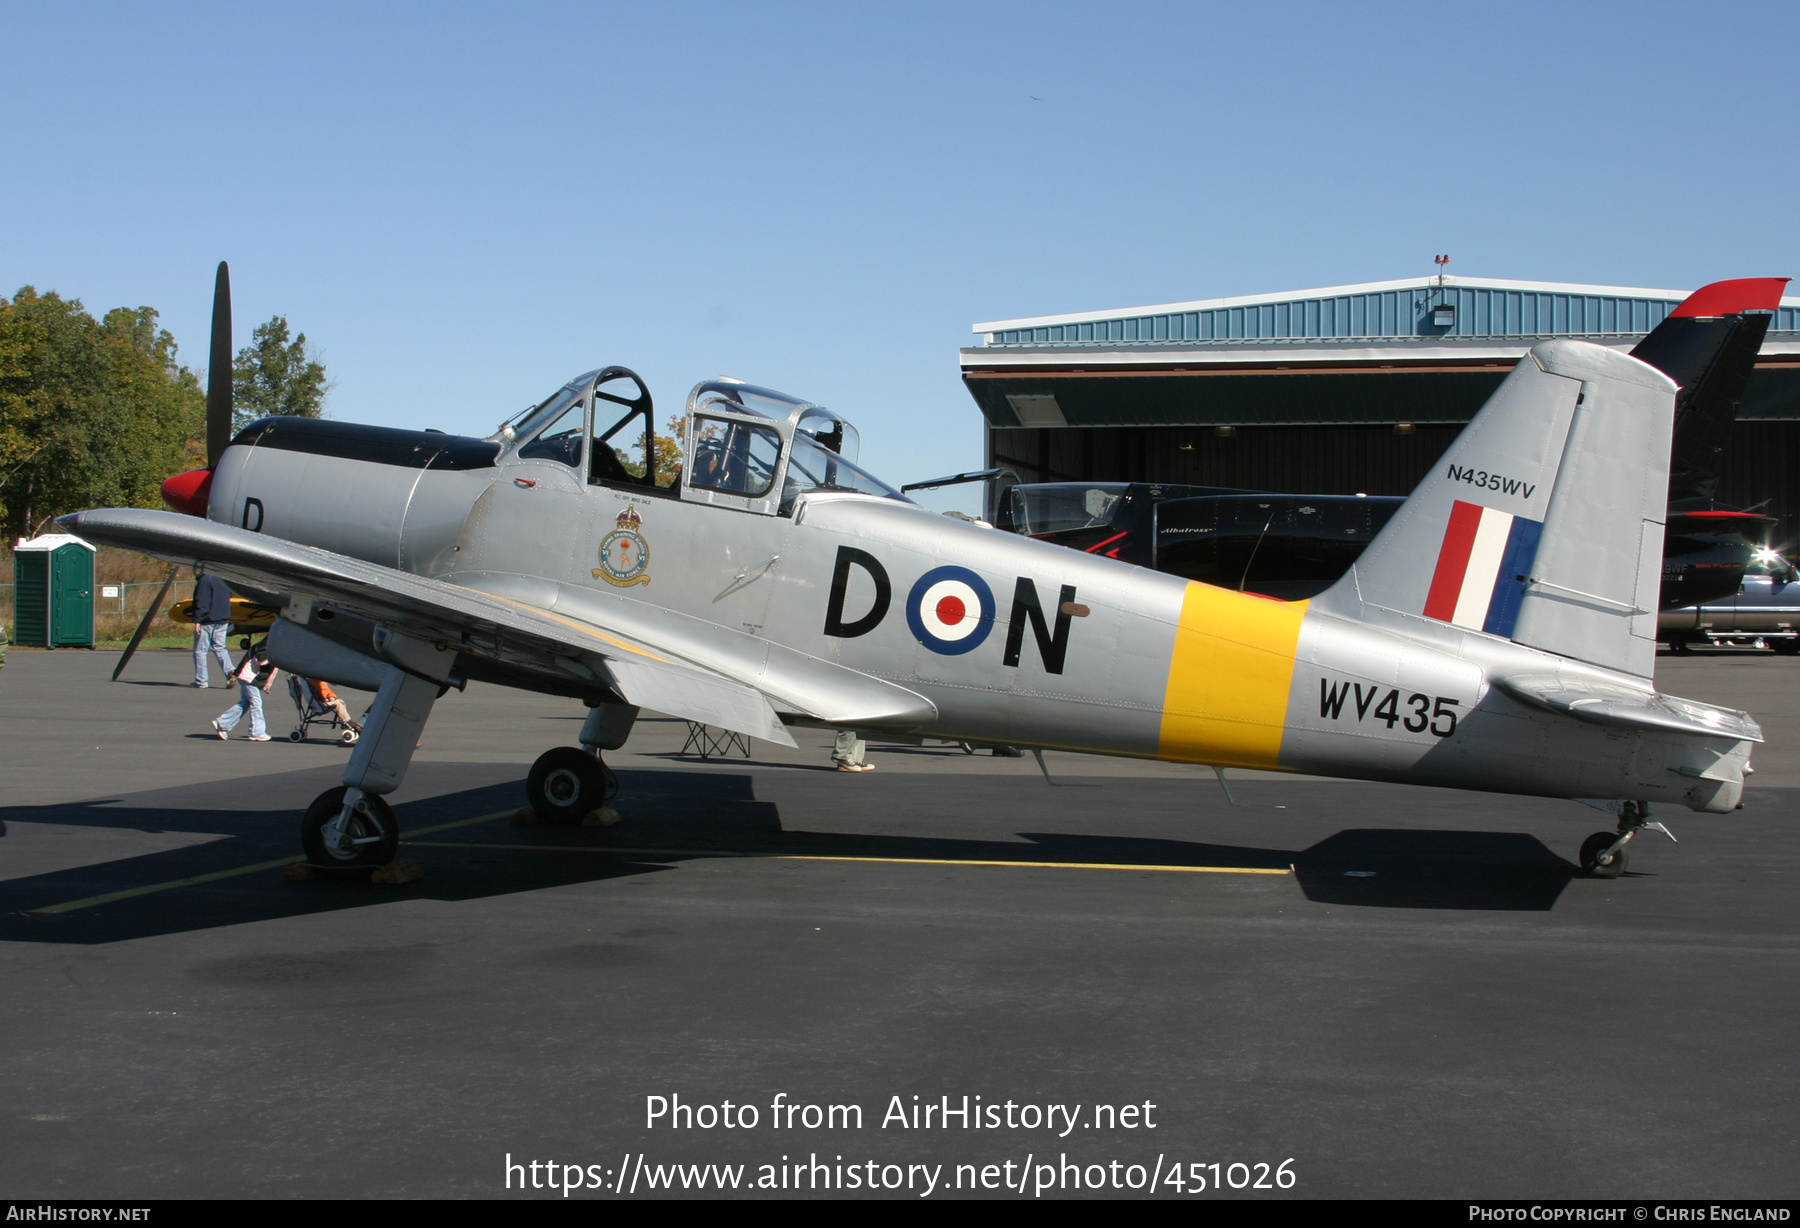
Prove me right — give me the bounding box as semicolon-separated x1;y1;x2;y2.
905;565;995;655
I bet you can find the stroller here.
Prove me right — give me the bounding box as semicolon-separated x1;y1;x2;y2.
285;675;361;745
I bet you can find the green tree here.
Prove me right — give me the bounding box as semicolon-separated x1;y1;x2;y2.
232;315;328;432
611;413;686;486
101;306;207;507
0;287;203;537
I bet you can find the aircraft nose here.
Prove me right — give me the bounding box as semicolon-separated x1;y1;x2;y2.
161;468;213;516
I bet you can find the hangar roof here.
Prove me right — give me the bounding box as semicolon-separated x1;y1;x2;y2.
961;275;1800;430
970;275;1800;347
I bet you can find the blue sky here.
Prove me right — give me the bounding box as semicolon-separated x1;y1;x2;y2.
4;1;1796;487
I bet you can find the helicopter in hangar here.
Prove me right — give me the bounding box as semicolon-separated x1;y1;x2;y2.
975;278;1788;611
68;264;1761;881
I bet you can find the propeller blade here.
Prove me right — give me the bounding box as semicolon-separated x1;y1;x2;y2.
112;566;180;681
206;261;232;468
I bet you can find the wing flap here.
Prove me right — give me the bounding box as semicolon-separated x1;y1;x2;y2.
604;656;793;746
456;570;936;729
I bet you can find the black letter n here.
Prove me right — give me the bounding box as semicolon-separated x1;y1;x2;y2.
1003;578;1077;674
824;546;891;638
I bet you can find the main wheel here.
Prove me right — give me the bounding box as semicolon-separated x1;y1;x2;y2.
1579;831;1628;879
300;786;399;867
527;747;605;823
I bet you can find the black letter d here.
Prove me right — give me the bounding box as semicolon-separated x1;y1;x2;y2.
824;546;891;638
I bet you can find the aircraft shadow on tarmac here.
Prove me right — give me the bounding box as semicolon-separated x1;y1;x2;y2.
0;770;1584;944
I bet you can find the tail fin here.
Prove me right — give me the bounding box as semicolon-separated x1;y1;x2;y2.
1630;277;1788;502
1322;340;1676;678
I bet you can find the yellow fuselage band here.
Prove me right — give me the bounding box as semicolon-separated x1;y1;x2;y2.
1158;583;1307;770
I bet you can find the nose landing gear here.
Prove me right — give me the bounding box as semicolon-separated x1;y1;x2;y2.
302;786;399;867
1579;801;1677;878
294;638;454;869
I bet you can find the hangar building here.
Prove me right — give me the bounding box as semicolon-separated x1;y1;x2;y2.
960;275;1800;540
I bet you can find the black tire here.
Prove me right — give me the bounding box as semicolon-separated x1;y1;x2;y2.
1772;638;1800;656
288;729;303;742
1668;634;1694;655
1579;831;1628;879
527;747;605;823
300;786;399;867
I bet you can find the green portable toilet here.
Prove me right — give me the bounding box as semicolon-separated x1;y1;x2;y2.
13;533;97;648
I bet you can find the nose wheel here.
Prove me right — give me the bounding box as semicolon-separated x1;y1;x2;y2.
527;746;617;823
301;785;399;867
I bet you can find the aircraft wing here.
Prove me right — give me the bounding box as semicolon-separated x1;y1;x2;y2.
60;508;938;745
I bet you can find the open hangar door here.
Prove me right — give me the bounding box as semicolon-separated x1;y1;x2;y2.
971;364;1800;551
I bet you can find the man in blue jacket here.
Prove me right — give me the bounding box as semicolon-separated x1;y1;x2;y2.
192;573;234;688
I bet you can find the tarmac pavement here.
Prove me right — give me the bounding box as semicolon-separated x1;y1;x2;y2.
1;645;1796;1199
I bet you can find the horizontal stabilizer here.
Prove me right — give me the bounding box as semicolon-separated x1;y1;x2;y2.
1495;674;1761;743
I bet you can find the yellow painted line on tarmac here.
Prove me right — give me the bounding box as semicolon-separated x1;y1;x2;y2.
26;808;516;916
405;841;1291;876
27;855;306;915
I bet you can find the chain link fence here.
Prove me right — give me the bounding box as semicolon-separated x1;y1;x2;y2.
0;576;199;645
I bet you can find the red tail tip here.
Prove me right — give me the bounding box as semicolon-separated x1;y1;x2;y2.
1669;277;1790;318
161;468;213;517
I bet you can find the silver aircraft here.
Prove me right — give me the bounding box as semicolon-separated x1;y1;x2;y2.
67;291;1760;881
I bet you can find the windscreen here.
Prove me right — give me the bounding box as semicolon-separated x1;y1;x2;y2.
1005;483;1130;535
507;377;592;444
784;433;905;503
517;401;585;467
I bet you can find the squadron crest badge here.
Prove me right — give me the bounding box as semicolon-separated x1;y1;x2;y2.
594;507;652;587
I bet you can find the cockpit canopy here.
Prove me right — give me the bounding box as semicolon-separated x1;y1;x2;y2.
496;370;907;516
682;379;906;514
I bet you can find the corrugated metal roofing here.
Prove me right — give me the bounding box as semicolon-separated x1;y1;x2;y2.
974;276;1800;346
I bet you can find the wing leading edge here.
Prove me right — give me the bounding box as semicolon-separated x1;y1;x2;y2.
59;508;937;745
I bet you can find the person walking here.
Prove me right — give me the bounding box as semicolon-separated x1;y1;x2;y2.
191;573;234;688
212;638;277;742
831;728;873;773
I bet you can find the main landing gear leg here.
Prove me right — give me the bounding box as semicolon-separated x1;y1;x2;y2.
300;658;447;867
524;702;636;825
1578;801;1678;879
